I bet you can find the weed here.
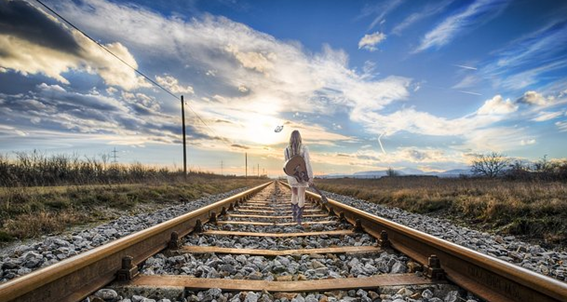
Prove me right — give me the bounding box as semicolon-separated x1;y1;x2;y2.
317;177;567;249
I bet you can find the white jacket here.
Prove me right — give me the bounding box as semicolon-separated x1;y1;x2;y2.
284;145;313;187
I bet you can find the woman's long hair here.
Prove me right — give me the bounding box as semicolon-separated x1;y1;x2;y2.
289;130;302;156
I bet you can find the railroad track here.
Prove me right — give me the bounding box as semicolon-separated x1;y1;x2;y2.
0;181;566;302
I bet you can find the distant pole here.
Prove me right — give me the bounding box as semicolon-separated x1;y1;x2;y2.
245;153;247;178
112;147;118;163
257;164;259;177
221;160;223;175
181;95;187;179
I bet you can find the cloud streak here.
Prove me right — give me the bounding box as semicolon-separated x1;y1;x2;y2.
392;0;454;35
414;0;510;53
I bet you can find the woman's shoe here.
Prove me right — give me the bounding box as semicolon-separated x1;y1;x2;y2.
296;207;304;225
291;204;298;221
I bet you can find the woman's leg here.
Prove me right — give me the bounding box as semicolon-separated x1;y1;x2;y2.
296;187;306;224
291;187;298;221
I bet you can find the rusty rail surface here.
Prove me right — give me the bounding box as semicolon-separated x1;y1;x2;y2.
280;181;567;302
0;181;272;302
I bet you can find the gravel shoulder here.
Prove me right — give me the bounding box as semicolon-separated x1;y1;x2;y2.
0;187;249;283
320;190;567;283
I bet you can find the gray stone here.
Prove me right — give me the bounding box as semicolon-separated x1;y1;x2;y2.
304;294;318;302
95;289;118;300
444;291;459;302
2;261;19;269
132;295;146;302
311;260;325;269
23;251;43;268
244;292;259;302
421;289;434;299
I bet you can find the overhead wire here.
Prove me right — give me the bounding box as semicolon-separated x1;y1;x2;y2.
34;0;229;146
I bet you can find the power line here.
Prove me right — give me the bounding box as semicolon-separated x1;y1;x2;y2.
34;0;229;147
35;0;177;101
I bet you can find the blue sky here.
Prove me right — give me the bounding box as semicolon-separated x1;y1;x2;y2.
0;0;566;176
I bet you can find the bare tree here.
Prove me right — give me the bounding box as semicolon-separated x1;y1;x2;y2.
471;152;509;178
386;167;399;177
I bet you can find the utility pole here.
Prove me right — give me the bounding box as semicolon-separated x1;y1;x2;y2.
245;152;247;178
221;160;223;175
111;147;118;163
181;95;187;179
258;163;259;177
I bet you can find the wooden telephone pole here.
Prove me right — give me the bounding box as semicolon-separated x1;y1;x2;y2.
181;95;187;179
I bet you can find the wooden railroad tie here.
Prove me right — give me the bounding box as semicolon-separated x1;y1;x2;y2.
235;209;322;214
227;214;328;219
127;274;437;292
179;245;382;256
216;220;337;226
201;229;355;237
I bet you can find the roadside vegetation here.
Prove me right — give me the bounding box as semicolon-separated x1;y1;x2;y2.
317;155;567;250
0;151;266;242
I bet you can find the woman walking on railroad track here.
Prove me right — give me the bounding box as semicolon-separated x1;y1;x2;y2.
284;130;314;226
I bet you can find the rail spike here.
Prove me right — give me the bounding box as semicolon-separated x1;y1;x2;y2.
193;219;203;233
168;231;181;250
210;212;218;224
425;254;446;280
116;255;139;281
354;219;363;232
379;230;391;248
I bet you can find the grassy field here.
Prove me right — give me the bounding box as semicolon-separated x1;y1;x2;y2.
316;177;567;249
0;151;268;242
0;176;266;242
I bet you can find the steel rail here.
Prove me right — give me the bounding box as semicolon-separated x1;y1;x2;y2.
280;181;567;302
0;181;272;302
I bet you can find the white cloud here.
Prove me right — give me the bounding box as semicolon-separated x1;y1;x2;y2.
532;111;563;122
358;32;387;52
155;75;194;94
477;95;517;115
516;90;550;106
414;0;510;53
521;139;536;146
225;44;275;73
462;127;527;152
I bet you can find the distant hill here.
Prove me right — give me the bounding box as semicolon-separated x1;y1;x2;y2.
319;167;472;179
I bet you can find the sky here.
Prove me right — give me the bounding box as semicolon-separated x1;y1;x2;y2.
1;0;566;176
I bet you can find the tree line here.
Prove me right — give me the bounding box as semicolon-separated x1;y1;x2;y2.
471;152;567;180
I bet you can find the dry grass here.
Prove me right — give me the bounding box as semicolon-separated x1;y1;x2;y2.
0;177;266;242
316;177;567;248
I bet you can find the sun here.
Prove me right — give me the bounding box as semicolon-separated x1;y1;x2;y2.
244;115;286;146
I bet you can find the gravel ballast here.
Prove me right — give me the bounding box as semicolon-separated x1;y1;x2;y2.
320;190;567;283
0;188;249;283
106;286;479;302
140;251;410;280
